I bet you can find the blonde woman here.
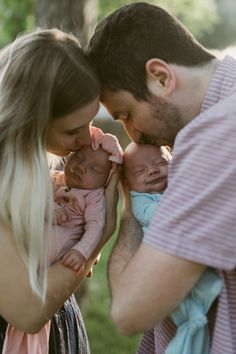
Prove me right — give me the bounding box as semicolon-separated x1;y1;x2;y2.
0;29;119;353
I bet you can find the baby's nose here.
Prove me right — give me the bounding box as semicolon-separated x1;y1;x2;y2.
148;168;158;176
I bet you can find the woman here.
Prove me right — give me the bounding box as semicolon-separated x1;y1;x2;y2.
0;28;119;353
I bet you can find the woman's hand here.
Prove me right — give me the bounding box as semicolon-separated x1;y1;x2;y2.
119;168;132;213
102;166;121;244
87;165;121;275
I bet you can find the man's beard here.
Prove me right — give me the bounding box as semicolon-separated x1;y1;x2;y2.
141;98;185;147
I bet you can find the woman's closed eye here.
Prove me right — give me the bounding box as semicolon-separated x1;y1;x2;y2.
66;128;80;136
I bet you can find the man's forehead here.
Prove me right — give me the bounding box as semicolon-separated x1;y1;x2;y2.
101;88;132;105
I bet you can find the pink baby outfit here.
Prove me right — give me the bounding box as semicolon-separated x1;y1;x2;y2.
3;129;123;354
50;171;106;261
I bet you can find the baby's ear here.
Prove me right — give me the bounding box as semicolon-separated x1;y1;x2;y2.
160;145;172;161
165;146;171;152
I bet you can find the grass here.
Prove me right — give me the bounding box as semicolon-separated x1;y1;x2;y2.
82;202;141;354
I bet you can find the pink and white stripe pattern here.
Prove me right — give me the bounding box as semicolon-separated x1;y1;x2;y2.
140;55;236;354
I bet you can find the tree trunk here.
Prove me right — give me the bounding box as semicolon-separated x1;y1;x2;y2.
35;0;98;47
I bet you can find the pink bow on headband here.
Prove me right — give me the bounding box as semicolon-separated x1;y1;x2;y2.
91;126;123;164
91;126;123;185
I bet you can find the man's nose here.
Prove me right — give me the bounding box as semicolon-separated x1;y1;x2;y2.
124;123;142;144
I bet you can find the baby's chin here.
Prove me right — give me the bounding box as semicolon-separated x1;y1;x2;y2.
134;186;166;194
67;180;106;190
147;189;164;194
145;181;167;194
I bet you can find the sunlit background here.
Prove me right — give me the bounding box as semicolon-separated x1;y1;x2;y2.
1;1;235;353
1;0;236;49
1;0;235;137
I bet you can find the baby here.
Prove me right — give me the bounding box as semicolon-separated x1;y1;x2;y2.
123;142;222;354
51;127;123;276
123;142;170;233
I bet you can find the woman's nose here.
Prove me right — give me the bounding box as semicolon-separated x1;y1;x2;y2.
83;126;92;145
75;126;91;147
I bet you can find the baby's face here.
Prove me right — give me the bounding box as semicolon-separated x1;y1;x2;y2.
64;146;112;189
124;144;168;194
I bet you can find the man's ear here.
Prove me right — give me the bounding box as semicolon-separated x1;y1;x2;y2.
145;58;176;98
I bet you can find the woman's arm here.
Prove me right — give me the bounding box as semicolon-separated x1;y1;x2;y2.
0;226;88;333
0;169;120;333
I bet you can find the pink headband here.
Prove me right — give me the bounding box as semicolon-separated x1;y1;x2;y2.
91;126;123;184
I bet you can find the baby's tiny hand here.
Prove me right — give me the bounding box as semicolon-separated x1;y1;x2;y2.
53;207;70;225
61;250;86;277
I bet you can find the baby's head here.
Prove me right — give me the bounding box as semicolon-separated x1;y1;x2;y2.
64;128;123;189
123;143;171;194
64;146;112;189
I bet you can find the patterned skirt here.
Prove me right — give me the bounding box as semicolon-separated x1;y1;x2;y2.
0;295;90;354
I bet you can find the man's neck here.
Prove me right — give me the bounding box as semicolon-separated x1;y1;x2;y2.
170;58;220;125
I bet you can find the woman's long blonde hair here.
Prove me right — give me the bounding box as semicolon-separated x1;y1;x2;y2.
0;28;99;299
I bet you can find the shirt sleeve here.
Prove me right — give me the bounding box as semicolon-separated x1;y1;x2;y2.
72;189;105;259
143;98;236;270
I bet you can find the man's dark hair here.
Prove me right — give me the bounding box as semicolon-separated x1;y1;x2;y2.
86;2;215;100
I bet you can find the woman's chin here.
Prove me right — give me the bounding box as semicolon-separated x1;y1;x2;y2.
49;150;71;157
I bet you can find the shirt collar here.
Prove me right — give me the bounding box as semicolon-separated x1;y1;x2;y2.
201;55;236;113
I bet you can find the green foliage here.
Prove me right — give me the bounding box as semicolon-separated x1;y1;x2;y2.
0;0;35;47
156;0;219;39
98;0;219;40
0;0;227;50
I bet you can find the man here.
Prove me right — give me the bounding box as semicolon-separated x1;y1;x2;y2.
86;3;236;353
